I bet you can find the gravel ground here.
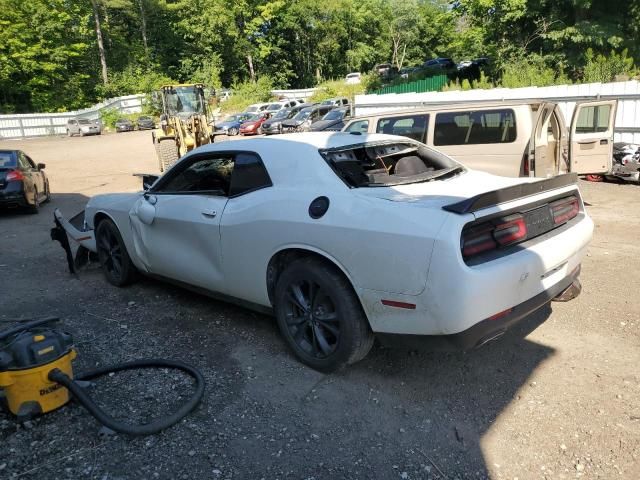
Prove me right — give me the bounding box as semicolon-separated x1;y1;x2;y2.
0;131;639;479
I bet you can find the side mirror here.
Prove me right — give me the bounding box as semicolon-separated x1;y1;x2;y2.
37;163;46;170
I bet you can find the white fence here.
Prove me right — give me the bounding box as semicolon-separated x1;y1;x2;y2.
271;88;318;100
0;94;145;140
355;80;640;144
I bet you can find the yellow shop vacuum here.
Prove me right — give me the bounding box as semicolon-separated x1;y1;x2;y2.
0;317;205;436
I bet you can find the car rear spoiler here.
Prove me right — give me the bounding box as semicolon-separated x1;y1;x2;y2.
443;173;579;214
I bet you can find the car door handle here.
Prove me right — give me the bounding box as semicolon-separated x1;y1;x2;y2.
577;140;598;145
599;139;608;145
201;209;217;218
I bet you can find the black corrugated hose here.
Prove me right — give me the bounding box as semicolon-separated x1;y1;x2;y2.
48;359;205;436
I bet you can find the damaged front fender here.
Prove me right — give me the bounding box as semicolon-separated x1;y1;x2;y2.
51;209;98;274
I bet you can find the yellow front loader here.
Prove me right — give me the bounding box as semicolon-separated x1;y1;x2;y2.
152;84;214;172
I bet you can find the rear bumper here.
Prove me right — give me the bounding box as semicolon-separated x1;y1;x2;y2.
377;267;581;351
0;183;27;207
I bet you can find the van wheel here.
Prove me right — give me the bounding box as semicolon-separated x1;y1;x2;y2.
274;258;374;372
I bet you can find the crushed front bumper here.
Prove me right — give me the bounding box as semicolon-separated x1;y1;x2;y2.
50;209;97;274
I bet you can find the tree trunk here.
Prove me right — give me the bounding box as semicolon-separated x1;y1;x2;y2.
90;0;108;85
137;0;150;58
247;54;255;82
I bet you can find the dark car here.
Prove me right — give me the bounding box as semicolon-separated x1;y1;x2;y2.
310;107;351;132
281;104;334;132
423;57;456;71
136;116;155;130
0;150;50;213
213;112;254;136
115;118;135;132
261;103;311;135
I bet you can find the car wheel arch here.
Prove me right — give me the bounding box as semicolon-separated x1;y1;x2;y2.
266;247;361;308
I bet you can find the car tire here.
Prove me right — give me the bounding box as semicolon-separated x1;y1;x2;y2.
96;219;136;287
27;188;40;214
274;257;374;372
43;181;51;203
228;127;239;136
157;140;179;172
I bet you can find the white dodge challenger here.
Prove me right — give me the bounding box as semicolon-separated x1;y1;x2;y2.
54;133;593;371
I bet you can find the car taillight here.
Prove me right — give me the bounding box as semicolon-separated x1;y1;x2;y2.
462;224;497;257
462;214;528;258
493;214;527;246
6;170;24;181
550;196;579;225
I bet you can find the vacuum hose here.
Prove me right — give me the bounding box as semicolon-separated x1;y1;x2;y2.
48;359;205;436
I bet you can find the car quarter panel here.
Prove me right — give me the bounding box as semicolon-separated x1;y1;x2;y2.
218;139;449;306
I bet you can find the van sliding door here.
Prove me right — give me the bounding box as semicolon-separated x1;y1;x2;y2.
569;100;617;175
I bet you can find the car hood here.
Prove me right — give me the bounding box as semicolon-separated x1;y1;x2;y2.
310;120;341;131
241;121;258;128
263;118;284;126
282;119;304;127
354;170;532;211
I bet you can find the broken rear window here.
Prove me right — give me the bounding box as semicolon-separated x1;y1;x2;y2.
320;141;464;187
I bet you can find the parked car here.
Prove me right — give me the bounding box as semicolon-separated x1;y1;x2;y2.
320;97;350;107
0;149;50;213
246;103;272;113
212;113;254;136
310;107;351;132
218;89;232;102
345;72;362;84
53;132;592;371
66;118;101;137
261;104;310;135
278;99;303;109
136;116;155;130
423;57;456;70
342;99;617;178
115;118;135;133
239;112;272;135
281;105;334;132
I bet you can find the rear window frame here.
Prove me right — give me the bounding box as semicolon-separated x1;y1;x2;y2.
319;140;464;189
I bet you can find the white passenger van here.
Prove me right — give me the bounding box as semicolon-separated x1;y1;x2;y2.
342;100;617;177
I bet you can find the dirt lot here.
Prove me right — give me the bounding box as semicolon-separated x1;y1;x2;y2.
1;131;639;479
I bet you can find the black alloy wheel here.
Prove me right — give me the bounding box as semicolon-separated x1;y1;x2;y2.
275;258;374;372
96;219;136;286
283;279;340;360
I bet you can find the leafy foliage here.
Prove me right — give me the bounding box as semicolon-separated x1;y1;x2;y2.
0;0;638;113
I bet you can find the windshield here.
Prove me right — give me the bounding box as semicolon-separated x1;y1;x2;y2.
78;119;91;125
273;109;290;119
0;152;16;168
322;109;344;121
266;103;281;111
320;141;463;187
294;108;312;121
246;114;261;122
164;86;205;115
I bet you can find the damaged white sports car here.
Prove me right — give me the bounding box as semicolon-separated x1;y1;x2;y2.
54;133;593;371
